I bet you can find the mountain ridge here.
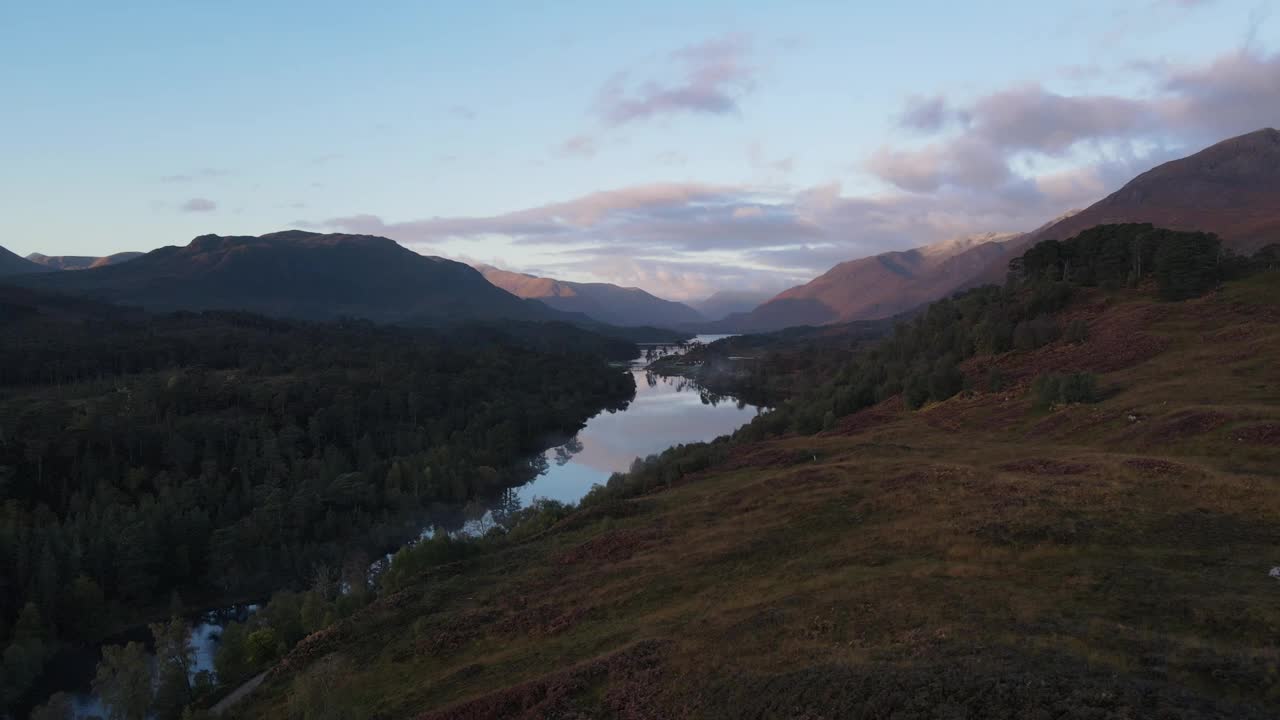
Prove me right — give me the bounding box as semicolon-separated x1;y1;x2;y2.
0;244;52;276
712;232;1022;332
476;264;704;328
26;251;144;270
5;231;571;326
1025;128;1280;254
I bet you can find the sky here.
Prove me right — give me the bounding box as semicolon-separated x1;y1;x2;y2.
4;0;1279;300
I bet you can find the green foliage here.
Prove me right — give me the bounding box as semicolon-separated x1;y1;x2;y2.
151;617;197;720
0;308;636;707
1065;318;1090;345
0;602;50;708
750;281;1075;435
93;642;152;720
1015;223;1226;300
246;628;281;666
29;692;72;720
986;368;1009;393
214;621;253;685
1032;373;1100;409
380;534;482;593
580;441;731;507
1153;232;1224;300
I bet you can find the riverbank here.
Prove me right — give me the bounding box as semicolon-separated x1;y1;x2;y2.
232;277;1280;718
34;338;760;719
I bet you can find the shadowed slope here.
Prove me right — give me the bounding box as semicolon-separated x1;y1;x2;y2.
477;265;705;328
8;231;565;325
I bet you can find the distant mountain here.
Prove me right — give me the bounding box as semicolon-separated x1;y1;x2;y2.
714;232;1022;332
964;127;1280;288
0;244;51;276
1028;128;1280;254
476;265;704;328
690;290;775;322
27;251;143;270
6;231;571;325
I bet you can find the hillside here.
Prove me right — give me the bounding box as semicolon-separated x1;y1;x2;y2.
4;231;568;325
1027;128;1280;255
26;251;143;270
690;290;775;322
233;268;1280;719
717;232;1021;331
477;265;704;328
0;244;49;276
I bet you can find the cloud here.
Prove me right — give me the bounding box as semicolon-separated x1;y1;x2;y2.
1153;49;1280;143
595;34;755;126
557;134;598;157
160;168;228;183
309;46;1279;299
897;94;956;132
870;46;1280;196
179;197;217;213
747;142;794;174
305;172;1070;294
449;105;477;121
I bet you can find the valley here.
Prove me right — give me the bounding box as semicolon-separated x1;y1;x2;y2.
5;10;1280;716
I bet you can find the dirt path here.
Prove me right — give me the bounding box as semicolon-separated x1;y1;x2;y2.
211;672;267;716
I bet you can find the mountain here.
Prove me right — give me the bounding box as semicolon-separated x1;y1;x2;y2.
5;231;571;325
690;289;776;322
715;232;1022;332
1028;128;1280;254
476;264;704;328
0;244;51;276
26;251;143;270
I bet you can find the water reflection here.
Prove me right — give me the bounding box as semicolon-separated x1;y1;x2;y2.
427;335;761;537
53;337;758;717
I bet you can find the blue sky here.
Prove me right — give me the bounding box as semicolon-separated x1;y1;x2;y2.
4;0;1278;299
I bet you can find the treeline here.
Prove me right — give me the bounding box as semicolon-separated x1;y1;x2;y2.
672;224;1278;438
648;320;894;407
0;301;635;712
1010;223;1276;299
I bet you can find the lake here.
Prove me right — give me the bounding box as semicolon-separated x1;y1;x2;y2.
52;335;761;718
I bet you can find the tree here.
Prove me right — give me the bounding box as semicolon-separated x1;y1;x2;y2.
1064;318;1089;345
94;642;152;720
246;627;280;666
1154;232;1221;300
214;622;252;684
29;691;73;720
151;617;196;719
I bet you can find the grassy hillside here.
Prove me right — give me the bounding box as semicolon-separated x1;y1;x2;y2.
234;272;1280;719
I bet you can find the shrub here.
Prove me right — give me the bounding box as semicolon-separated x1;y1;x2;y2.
380;535;481;592
1065;318;1089;344
1032;372;1099;409
986;368;1008;393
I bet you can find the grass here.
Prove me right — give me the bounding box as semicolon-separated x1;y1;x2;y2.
235;278;1280;719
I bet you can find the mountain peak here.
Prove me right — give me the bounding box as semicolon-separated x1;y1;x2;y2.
1027;127;1280;253
8;231;564;325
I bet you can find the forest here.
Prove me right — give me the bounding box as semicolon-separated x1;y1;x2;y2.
0;297;636;714
665;224;1278;441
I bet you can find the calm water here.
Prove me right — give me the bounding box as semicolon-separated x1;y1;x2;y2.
53;335;759;717
435;334;762;535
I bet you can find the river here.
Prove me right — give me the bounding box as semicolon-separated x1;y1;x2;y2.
51;335;761;718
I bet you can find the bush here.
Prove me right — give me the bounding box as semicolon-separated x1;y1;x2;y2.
380;535;481;592
1065;319;1089;344
986;368;1008;393
1032;372;1099;409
